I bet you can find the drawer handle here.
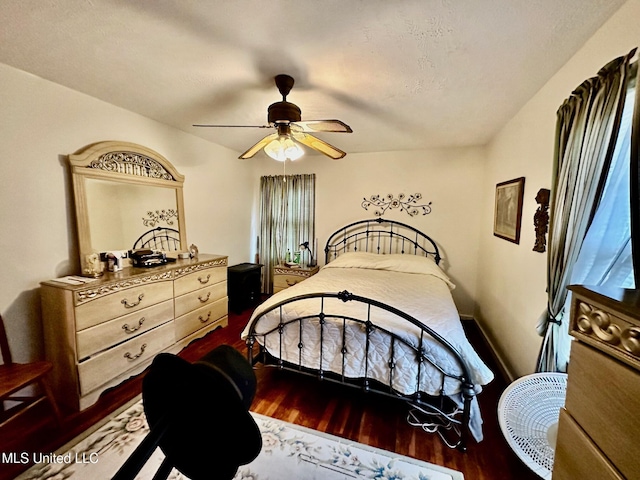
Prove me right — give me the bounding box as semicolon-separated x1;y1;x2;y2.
122;317;145;334
198;274;211;285
124;343;147;361
199;311;211;323
286;279;298;286
198;292;211;303
122;293;144;308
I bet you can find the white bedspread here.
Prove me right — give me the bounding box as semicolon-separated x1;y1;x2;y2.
241;252;494;441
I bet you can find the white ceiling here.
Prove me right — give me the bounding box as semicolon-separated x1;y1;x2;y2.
0;0;626;157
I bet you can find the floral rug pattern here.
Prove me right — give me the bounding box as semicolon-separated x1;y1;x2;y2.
17;399;462;480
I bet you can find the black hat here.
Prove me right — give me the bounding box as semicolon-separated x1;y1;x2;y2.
142;345;262;480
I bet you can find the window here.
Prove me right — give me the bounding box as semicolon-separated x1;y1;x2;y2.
536;50;637;373
568;84;636;291
258;174;315;293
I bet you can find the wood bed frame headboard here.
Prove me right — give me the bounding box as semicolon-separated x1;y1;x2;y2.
324;218;441;265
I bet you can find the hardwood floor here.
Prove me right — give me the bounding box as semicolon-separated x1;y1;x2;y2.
0;305;539;480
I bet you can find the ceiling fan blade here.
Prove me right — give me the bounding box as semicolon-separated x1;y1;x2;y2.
292;132;346;160
193;124;272;128
239;133;279;159
291;120;352;133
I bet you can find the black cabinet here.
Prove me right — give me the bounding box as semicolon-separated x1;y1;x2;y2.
227;263;263;314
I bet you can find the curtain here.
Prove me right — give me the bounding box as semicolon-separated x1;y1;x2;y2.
536;49;636;373
569;85;636;291
632;62;640;284
259;174;315;294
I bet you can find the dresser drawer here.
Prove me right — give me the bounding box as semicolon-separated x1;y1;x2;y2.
175;297;227;341
174;281;227;318
76;300;174;359
553;409;623;480
75;281;173;330
564;341;640;479
174;266;227;297
273;266;318;292
273;274;304;291
78;322;174;396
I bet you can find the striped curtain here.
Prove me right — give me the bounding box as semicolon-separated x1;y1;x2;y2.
259;174;315;293
536;49;636;373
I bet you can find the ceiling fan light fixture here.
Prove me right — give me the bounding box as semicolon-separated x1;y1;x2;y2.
264;135;304;162
195;74;351;160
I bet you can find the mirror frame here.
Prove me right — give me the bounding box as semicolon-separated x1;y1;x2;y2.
69;141;187;270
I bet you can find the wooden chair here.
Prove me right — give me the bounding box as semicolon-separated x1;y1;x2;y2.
0;313;62;428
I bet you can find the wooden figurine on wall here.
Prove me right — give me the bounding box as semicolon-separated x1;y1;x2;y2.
533;188;551;253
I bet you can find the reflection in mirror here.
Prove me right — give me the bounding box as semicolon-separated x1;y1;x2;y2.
69;141;187;272
85;178;180;253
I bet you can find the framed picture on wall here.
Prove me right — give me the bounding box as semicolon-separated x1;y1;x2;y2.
494;177;525;244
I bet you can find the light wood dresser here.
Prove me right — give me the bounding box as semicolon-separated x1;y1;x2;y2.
40;254;228;411
552;285;640;480
273;265;319;293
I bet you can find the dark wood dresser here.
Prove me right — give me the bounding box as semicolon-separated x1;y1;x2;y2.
227;263;263;314
552;285;640;480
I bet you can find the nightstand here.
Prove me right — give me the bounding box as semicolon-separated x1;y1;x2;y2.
273;264;320;293
227;263;263;314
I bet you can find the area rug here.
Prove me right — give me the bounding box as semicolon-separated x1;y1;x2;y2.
16;398;463;480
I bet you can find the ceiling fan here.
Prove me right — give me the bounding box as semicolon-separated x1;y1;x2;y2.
193;74;353;160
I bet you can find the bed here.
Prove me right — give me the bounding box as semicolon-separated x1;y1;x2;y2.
132;226;181;251
241;219;494;450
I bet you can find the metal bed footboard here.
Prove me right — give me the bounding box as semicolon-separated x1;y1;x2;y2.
245;290;477;451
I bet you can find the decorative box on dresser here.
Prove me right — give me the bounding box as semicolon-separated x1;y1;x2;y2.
552;285;640;480
40;254;228;412
273;264;319;293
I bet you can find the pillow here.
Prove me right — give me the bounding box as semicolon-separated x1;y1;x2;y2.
324;252;455;289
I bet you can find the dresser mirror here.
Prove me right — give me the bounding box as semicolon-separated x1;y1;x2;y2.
69;141;187;273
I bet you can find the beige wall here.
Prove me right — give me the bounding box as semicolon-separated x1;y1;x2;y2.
476;0;640;380
0;60;486;367
2;0;638;383
252;146;487;316
0;63;254;362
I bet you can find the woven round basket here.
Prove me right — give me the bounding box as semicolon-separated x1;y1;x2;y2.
497;372;568;479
